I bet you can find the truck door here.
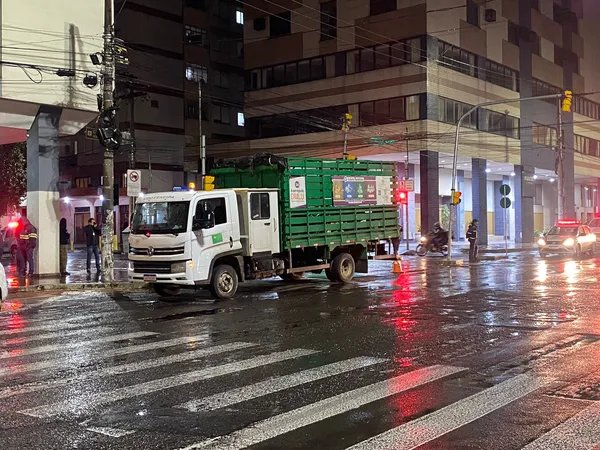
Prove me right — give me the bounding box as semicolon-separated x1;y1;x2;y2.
192;194;234;281
249;191;279;254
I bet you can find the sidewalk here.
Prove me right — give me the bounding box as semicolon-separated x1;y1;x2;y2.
4;250;138;293
400;239;536;254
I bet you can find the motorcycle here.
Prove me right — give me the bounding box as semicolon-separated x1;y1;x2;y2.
416;234;448;257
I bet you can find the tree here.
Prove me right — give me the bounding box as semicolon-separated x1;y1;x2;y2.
0;142;27;215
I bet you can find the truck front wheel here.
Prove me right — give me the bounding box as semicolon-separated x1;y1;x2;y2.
210;264;238;300
153;285;182;297
330;253;355;283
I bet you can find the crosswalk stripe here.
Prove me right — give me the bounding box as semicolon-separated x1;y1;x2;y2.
177;364;467;450
0;321;109;336
346;374;547;450
176;356;388;412
521;401;600;450
0;342;257;399
0;334;209;377
0;331;157;359
2;327;116;345
0;311;121;327
19;348;318;418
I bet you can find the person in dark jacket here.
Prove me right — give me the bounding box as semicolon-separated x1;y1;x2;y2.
466;219;479;262
17;216;37;276
59;218;70;276
83;218;101;274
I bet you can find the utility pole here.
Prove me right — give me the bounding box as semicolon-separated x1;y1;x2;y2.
101;0;115;282
128;87;136;226
557;90;573;218
405;127;409;251
198;81;206;176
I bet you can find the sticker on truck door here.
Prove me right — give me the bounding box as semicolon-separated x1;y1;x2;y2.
212;233;223;244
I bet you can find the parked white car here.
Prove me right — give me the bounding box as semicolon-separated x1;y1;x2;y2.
0;261;8;300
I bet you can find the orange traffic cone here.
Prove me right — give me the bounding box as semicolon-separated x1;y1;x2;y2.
392;257;403;273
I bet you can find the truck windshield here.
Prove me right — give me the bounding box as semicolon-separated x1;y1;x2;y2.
132;201;190;234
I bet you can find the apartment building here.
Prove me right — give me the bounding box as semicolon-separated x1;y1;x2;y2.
58;0;246;244
212;0;600;244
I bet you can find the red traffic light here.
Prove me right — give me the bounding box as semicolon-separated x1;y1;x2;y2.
396;190;408;205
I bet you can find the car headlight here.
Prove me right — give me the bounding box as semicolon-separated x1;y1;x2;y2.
420;237;427;243
537;239;546;246
171;262;187;273
563;238;575;247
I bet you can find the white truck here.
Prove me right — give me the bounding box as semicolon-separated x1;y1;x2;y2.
128;155;401;299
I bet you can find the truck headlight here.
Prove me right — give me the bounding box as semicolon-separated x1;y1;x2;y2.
128;261;134;271
563;238;575;247
171;262;187;273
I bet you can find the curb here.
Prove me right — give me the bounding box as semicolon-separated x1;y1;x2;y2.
9;282;149;294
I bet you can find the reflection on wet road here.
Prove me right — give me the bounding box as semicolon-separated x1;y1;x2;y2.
2;254;600;449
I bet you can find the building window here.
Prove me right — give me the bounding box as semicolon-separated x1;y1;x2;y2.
185;100;207;120
483;110;520;138
213;104;230;124
358;95;421;126
74;177;92;188
532;123;556;147
270;11;291;37
213;70;230;88
466;0;479;27
437;39;476;77
320;1;337;40
185;25;208;46
484;60;519;91
185;0;206;10
186;63;207;83
437;97;477;129
370;0;395;16
237;112;245;126
236;9;244;24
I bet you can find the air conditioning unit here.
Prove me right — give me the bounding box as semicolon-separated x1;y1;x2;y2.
485;9;497;22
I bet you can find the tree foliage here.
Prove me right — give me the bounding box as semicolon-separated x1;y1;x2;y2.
0;142;27;215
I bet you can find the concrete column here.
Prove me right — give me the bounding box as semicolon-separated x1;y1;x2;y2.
419;151;439;234
514;165;535;243
27;106;62;276
494;180;504;236
471;158;488;246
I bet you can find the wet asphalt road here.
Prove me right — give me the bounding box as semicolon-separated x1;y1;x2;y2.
2;254;600;449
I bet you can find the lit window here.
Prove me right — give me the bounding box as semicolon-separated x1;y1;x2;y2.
186;64;207;83
237;112;245;126
236;9;244;25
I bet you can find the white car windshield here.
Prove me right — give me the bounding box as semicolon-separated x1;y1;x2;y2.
131;201;190;234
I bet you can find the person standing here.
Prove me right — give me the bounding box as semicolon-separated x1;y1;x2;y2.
83;218;101;274
17;216;37;276
466;219;479;262
59;218;70;276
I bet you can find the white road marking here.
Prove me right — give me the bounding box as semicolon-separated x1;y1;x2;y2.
1;327;116;345
0;331;157;359
0;311;122;327
521;401;600;450
0;342;257;399
177;356;387;412
85;426;136;438
20;348;318;418
0;334;209;377
346;374;547;450
0;320;108;336
177;364;467;450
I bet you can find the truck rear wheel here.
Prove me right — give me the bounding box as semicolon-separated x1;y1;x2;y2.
330;253;355;283
153;285;182;297
210;264;238;300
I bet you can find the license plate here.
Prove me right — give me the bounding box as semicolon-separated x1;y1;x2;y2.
143;274;157;282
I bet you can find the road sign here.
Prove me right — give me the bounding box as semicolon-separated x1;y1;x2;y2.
398;179;414;192
499;184;511;196
500;197;512;209
85;127;96;140
127;170;141;197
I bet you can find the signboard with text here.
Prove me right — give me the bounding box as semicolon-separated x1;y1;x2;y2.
332;176;378;206
289;176;306;208
127;170;141;197
398;179;415;192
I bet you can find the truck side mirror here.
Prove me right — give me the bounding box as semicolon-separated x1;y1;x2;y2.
193;210;215;230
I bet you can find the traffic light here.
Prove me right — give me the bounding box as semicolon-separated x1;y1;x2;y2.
188;181;196;190
562;90;573;113
452;191;462;205
203;175;215;191
341;113;352;131
397;190;408;205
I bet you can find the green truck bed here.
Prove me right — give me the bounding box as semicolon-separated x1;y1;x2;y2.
212;155;401;251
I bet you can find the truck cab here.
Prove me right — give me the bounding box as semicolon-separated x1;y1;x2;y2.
129;188;280;299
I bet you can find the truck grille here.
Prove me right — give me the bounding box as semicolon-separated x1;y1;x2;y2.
133;261;174;274
130;246;184;256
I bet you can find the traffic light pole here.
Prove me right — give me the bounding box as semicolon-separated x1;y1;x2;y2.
447;93;564;261
101;0;115;281
556;100;565;218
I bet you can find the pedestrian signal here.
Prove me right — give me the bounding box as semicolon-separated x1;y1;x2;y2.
562;90;572;113
452;191;462;205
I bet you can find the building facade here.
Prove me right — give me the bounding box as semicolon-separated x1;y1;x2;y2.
212;0;600;244
58;0;246;245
